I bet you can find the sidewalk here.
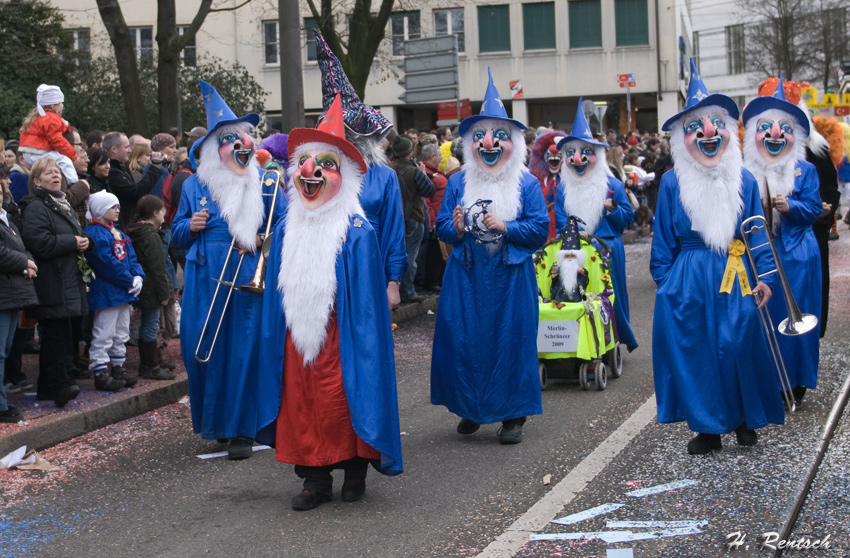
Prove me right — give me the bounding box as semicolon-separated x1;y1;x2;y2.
0;294;439;459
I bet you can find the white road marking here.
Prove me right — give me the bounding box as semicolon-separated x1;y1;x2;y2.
606;550;635;558
196;445;272;459
550;503;625;526
476;394;657;557
624;479;699;497
606;520;708;529
529;525;704;543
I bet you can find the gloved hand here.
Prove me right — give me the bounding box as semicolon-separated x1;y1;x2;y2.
128;275;143;297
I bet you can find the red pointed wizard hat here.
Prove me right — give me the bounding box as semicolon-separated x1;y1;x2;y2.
287;94;367;174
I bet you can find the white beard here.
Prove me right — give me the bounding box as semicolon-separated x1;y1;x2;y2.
669;109;744;254
743;110;807;234
279;143;364;366
196;124;264;252
559;146;611;235
556;249;585;294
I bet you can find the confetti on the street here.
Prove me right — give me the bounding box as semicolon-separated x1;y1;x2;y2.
606;520;707;529
625;479;699;497
543;474;552;485
551;503;625;525
530;525;705;543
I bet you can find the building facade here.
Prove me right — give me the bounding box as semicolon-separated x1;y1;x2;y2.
53;0;694;134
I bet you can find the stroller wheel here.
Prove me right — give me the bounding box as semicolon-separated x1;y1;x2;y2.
606;345;623;378
579;362;590;391
594;362;608;390
539;362;549;391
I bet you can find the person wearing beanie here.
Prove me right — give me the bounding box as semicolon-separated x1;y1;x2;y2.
742;76;822;407
84;191;145;392
256;94;403;511
18;84;79;185
651;59;783;455
391;135;435;303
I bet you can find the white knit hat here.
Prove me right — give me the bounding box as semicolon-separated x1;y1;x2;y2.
36;84;64;117
87;191;120;220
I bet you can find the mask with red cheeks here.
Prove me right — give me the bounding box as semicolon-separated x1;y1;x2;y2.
217;128;256;175
470;119;514;175
681;111;731;169
293;149;342;210
754;113;797;163
561;140;597;178
546;144;562;175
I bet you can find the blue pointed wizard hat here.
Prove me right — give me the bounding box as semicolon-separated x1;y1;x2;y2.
458;67;528;137
741;74;810;137
662;58;740;132
191;80;260;159
556;98;608;151
315;30;392;139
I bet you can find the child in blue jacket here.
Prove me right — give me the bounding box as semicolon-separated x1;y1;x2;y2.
84;192;144;391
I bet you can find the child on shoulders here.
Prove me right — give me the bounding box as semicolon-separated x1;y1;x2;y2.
18;85;79;185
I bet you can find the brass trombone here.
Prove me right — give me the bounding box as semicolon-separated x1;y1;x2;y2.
740;215;818;412
194;168;284;363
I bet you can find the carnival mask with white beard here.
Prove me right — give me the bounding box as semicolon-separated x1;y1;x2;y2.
743;109;807;232
669;107;744;254
196;122;264;252
558;140;610;235
280;142;364;365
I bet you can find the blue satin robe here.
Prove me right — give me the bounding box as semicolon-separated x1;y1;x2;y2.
430;171;548;424
650;169;784;434
360;163;408;283
554;175;638;351
255;214;403;475
762;161;822;389
171;174;285;440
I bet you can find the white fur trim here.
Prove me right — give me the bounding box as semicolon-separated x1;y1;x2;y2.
279;142;365;365
196;123;264;252
558;143;610;235
669;108;744;254
798;100;830;158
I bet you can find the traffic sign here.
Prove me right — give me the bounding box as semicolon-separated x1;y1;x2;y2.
399;86;459;104
617;73;636;83
619;81;636;88
398;35;459;105
398;69;458;90
401;35;457;56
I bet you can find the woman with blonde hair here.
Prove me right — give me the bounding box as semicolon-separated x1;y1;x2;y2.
607;145;626;182
128;143;152;182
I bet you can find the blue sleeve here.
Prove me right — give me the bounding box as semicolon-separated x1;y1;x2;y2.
380;171;408;282
504;175;549;258
435;173;464;245
604;177;635;233
649;174;680;286
171;177;196;250
85;228;136;289
553;184;567;233
784;165;822;227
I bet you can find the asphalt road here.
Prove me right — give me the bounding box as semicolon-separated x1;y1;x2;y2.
2;234;848;558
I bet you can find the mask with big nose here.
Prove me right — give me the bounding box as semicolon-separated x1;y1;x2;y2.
218;130;256;175
755;116;796;162
471;120;514;175
293;149;342;210
561;140;597;178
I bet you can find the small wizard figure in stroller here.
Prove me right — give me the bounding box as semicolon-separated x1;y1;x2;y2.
549;217;588;304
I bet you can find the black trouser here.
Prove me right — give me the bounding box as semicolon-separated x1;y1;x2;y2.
37;318;74;396
4;326;29;385
423;233;446;290
294;457;370;497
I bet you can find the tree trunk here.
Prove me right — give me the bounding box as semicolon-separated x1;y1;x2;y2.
95;0;150;136
279;0;304;130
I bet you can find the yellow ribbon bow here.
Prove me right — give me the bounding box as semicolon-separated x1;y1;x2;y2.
719;239;752;296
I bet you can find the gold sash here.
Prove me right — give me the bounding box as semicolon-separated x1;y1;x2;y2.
719;239;752;296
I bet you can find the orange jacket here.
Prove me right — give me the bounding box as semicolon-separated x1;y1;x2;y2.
19;111;77;161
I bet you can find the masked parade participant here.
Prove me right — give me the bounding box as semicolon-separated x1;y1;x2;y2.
529;130;567;242
431;70;548;444
652;60;783;454
742;76;822;406
314;30;407;310
554;103;638;352
255;94;403;511
171;81;285;460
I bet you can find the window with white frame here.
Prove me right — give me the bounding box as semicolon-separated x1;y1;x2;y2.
129;26;154;63
305;18;318;62
434;8;464;53
390;11;421;56
263;21;279;65
726;24;745;75
178;26;197;67
68;28;91;58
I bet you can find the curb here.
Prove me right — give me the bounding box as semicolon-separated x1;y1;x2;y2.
1;297;439;456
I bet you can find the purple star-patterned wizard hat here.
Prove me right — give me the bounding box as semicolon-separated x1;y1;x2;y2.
315;29;392;139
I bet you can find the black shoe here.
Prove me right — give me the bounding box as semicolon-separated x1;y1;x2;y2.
828;232;839;241
291;489;332;511
68;367;92;380
0;406;23;423
139;364;175;381
734;424;758;446
498;421;524;444
687;433;722;454
457;418;480;435
341;478;366;502
792;386;807;405
54;384;81;408
227;436;254;460
94;371;125;392
110;365;138;388
217;438;229;444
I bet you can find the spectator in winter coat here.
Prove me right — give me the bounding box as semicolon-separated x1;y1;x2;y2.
18;85;79;184
103;131;165;229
